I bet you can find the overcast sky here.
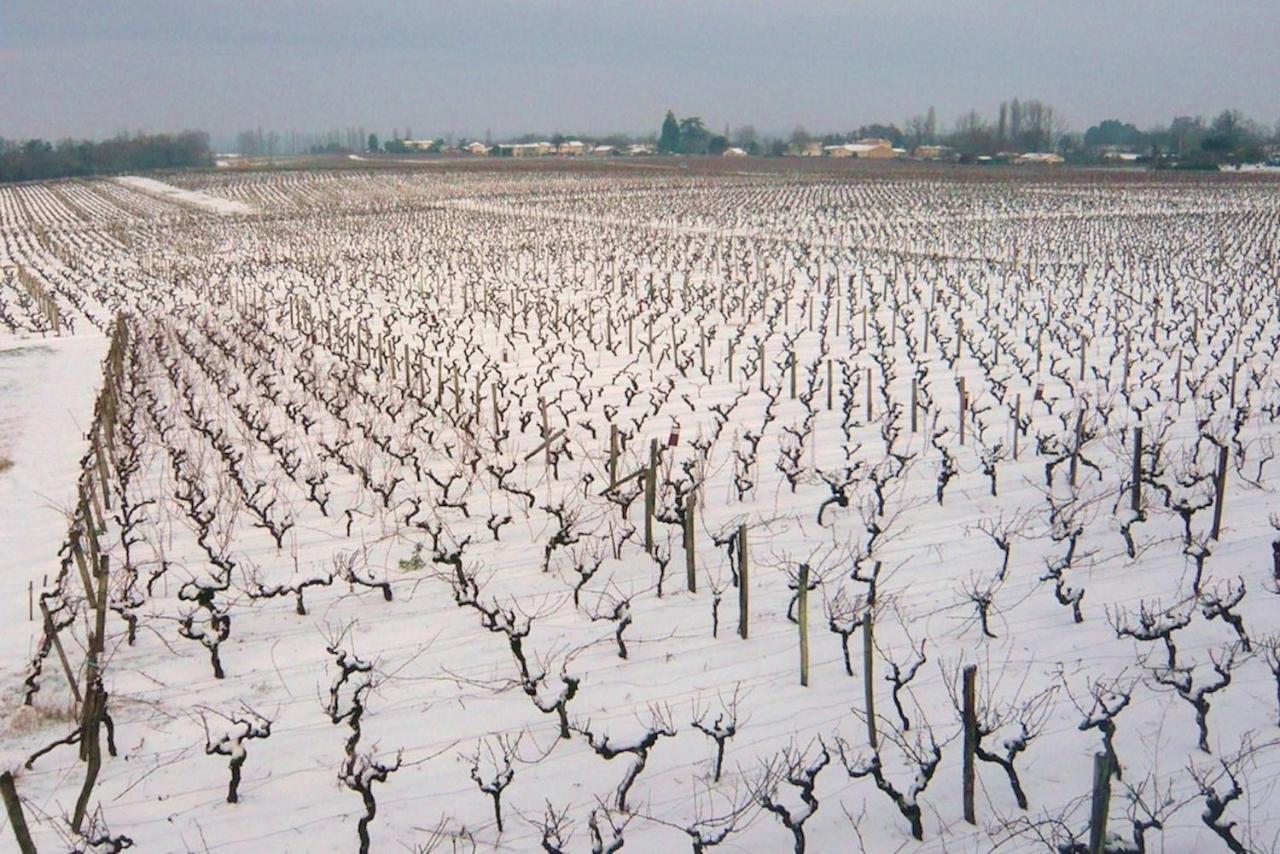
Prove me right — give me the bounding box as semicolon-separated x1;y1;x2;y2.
3;0;1277;143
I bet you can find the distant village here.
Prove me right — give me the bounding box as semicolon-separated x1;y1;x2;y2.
385;137;1070;164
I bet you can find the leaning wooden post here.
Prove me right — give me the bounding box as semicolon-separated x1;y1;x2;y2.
685;493;697;593
1131;426;1143;512
962;664;978;824
1211;444;1229;540
644;440;658;554
798;563;810;687
41;599;82;704
1087;751;1113;854
0;771;36;854
863;607;878;748
737;525;749;640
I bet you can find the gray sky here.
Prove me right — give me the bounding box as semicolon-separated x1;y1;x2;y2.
3;0;1277;142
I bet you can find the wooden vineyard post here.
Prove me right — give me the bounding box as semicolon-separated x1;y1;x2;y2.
759;343;766;391
1013;395;1021;460
0;772;36;854
728;342;735;382
962;665;977;824
1069;407;1085;488
609;424;619;487
865;368;872;422
1131;426;1143;511
737;525;749;640
863;607;878;748
910;377;918;432
644;439;658;554
492;385;502;441
540;399;551;470
1088;751;1113;854
1211;444;1229;540
798;563;810;687
699;327;707;375
958;377;967;446
685;493;697;593
789;351;797;399
827;360;834;411
40;599;81;704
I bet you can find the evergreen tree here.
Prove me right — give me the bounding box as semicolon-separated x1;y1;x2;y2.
659;110;681;154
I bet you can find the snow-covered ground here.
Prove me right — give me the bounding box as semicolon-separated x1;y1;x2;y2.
0;335;106;716
113;176;255;215
1;167;1279;853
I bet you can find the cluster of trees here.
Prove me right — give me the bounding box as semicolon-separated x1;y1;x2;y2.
236;126;437;157
1083;111;1279;166
0;131;211;183
659;112;734;155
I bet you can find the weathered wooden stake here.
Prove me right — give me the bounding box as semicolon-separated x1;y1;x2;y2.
608;424;619;486
1087;751;1113;854
865;368;873;421
1013;395;1021;460
685;493;697;593
737;525;749;639
644;440;658;554
827;360;834;410
1211;444;1229;540
863;608;878;748
963;664;977;824
798;563;810;687
911;377;918;432
1069;407;1085;487
41;599;81;703
1131;426;1143;511
0;771;36;854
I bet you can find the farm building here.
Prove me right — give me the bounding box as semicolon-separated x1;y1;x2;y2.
787;141;825;157
723;147;748;157
494;142;554;157
914;145;957;161
403;139;436;152
1014;151;1065;165
465;142;491;156
824;139;898;159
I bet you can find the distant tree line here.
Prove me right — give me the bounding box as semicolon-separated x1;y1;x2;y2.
655;100;1280;166
0;131;211;183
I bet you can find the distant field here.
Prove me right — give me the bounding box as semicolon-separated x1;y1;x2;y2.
1;165;1279;852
